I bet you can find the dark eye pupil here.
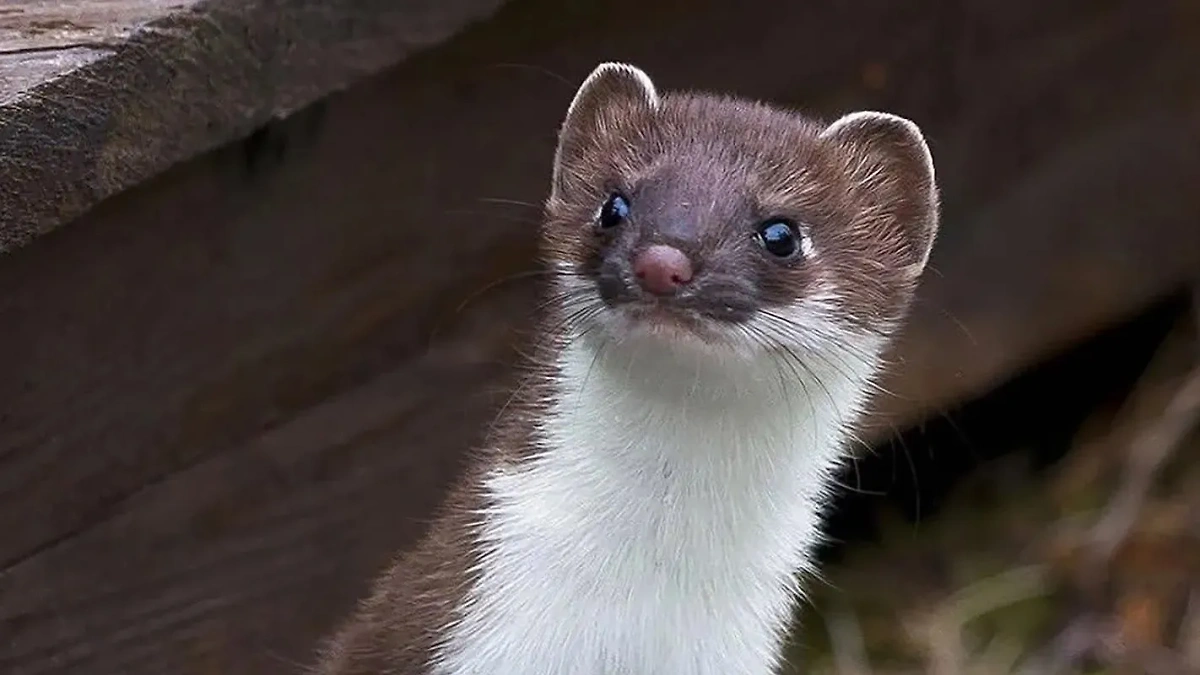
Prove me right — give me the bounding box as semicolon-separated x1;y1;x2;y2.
598;193;630;229
759;220;798;257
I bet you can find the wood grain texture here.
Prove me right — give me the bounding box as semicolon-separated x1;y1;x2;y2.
0;0;188;52
0;0;1198;673
0;0;510;253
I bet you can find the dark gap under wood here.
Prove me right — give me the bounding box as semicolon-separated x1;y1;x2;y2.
822;289;1195;563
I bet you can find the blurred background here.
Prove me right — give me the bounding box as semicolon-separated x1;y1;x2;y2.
1;1;1198;673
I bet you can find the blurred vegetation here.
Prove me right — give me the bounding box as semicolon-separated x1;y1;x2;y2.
783;293;1200;675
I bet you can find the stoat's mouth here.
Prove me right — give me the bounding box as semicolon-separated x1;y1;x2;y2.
611;302;727;348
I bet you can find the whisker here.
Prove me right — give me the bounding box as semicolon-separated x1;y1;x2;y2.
477;197;545;210
441;208;542;226
752;309;900;405
829;460;887;497
485;368;539;442
735;322;803;418
481;62;576;89
750;311;847;418
538;304;609;359
454;268;558;314
572;331;609;421
900;435;922;530
911;294;978;346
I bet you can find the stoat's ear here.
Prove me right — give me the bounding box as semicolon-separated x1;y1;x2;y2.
551;62;659;199
820;111;940;276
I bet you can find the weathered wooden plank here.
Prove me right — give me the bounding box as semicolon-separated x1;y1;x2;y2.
0;49;108;106
0;0;1197;673
867;0;1200;427
0;0;511;254
1;310;523;674
0;1;185;53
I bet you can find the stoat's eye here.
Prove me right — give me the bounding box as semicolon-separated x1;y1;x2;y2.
596;193;631;230
755;218;805;259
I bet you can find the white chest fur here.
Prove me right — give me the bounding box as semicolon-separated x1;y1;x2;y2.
432;327;882;675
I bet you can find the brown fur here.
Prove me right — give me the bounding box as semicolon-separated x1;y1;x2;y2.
312;475;483;674
312;63;938;674
313;283;563;673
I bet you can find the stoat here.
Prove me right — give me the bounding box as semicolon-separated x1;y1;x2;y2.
314;62;939;675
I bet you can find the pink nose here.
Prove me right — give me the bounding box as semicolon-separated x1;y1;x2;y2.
633;244;694;295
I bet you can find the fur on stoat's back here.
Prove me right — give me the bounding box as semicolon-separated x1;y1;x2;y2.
314;62;939;675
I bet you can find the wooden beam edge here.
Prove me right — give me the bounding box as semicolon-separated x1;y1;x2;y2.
0;0;511;255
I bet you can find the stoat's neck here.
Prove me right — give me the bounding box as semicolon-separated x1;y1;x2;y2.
433;330;882;675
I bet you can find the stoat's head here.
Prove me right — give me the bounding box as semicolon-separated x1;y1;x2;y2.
542;62;939;362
